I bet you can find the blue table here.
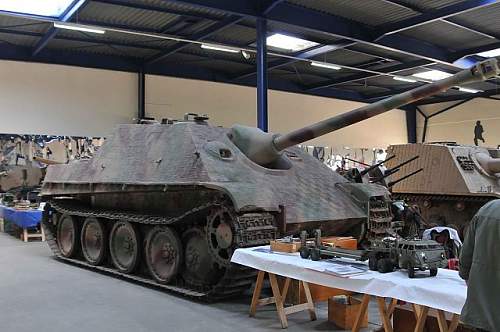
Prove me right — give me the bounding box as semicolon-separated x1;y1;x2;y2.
0;204;44;241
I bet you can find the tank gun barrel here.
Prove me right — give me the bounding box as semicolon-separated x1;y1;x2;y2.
387;168;424;188
359;155;396;177
231;58;500;166
476;152;500;175
384;155;419;175
274;59;499;152
343;157;370;167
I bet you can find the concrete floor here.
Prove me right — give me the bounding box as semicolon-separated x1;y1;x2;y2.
0;232;382;332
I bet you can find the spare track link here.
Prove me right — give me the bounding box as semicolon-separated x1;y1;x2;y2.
394;193;494;204
43;199;276;301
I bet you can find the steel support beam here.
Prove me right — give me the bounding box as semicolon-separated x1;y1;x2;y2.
404;106;417;143
256;18;268;132
32;0;89;56
145;15;243;65
138;70;145;120
233;40;356;80
306;59;430;92
422;117;429;143
376;0;497;38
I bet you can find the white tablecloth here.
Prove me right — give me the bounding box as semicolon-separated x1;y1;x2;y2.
231;246;466;314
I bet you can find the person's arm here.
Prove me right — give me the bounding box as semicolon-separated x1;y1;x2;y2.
459;216;477;281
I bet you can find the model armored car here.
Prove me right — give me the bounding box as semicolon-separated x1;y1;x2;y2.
300;230;447;278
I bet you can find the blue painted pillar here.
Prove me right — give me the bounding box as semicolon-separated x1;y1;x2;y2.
256;18;268;132
138;70;145;120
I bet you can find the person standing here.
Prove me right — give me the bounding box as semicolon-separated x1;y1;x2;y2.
474;120;486;146
459;199;500;332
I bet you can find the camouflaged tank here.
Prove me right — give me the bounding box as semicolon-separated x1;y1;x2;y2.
41;59;499;300
386;143;500;236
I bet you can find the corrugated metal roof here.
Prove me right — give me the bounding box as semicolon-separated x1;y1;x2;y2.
347;44;422;63
0;31;38;47
209;25;256;46
123;0;229;19
396;0;468;11
312;48;380;66
0;0;497;104
79;1;181;31
0;16;50;34
289;0;418;26
400;20;494;51
47;38;156;58
452;2;500;39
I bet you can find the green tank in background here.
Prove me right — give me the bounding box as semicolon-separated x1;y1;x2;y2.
40;59;499;300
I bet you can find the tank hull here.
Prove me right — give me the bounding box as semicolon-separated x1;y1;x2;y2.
387;143;500;235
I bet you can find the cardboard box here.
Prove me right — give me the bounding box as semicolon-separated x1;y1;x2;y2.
328;296;368;329
270;240;301;253
393;305;472;332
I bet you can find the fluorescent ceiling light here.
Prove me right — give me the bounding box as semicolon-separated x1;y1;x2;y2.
458;87;482;93
201;44;240;53
393;76;417;83
0;0;75;17
54;22;105;34
310;61;341;70
477;48;500;58
266;33;319;52
413;70;452;81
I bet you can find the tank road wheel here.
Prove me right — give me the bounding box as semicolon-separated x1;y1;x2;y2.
145;226;182;284
81;217;107;266
310;248;321;261
206;207;236;267
57;214;79;258
109;221;140;274
368;256;378;271
407;262;415;278
182;228;224;287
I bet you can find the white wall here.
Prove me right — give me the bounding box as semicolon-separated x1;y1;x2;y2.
146;75;408;149
0;60;408;148
418;97;500;146
0;60;137;136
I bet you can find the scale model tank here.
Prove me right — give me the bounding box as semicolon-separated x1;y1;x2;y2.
386;142;500;235
40;59;499;300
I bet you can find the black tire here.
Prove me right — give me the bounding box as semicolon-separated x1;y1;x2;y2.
145;226;182;284
430;267;438;277
368;256;378;271
408;262;415;278
81;217;107;265
310;248;321;261
57;214;80;258
109;221;141;274
377;258;394;273
299;247;310;259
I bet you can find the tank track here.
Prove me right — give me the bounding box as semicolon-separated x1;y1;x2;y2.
43;199;276;301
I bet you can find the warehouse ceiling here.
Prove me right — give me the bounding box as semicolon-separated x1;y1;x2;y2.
1;0;500;105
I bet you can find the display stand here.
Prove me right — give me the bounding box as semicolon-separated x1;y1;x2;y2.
352;294;459;332
20;226;45;242
249;270;316;328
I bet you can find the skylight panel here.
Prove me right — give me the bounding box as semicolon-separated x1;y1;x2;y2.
0;0;75;17
266;33;319;52
413;70;452;81
477;48;500;58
